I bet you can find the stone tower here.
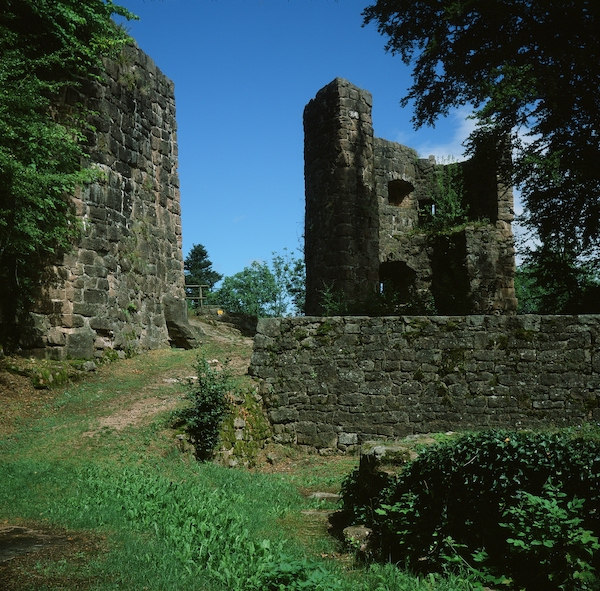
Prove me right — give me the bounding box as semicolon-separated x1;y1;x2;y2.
10;44;197;359
304;78;380;315
304;78;517;316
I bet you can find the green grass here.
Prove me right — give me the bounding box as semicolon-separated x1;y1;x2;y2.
0;340;477;591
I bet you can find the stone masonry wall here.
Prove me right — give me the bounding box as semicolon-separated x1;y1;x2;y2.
249;315;600;451
304;78;517;316
372;122;517;315
304;78;380;315
24;44;196;359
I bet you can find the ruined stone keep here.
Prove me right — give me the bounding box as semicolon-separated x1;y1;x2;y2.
248;79;597;451
304;78;517;316
15;44;196;359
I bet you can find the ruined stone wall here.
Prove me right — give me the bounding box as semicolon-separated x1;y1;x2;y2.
303;78;517;316
375;139;435;244
25;44;196;359
375;140;436;301
250;316;600;451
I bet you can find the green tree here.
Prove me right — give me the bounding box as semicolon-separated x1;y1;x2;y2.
0;0;136;347
363;0;600;283
515;254;600;314
210;261;280;318
210;250;305;318
271;248;306;316
184;243;223;305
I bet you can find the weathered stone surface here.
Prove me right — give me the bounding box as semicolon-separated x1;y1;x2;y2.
250;315;600;450
163;295;200;349
66;331;95;360
343;525;374;555
304;79;517;316
304;78;379;315
15;44;196;358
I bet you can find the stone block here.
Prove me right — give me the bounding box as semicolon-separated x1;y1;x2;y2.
84;289;107;304
90;316;114;333
84;265;108;279
311;431;338;449
66;330;95;359
269;408;299;423
47;327;66;346
338;393;366;406
257;318;281;338
45;346;66;361
72;302;97;317
338;432;358;445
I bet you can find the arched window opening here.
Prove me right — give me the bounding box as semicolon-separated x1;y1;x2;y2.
387;179;414;206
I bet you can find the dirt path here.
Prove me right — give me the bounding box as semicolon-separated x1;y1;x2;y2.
0;521;107;591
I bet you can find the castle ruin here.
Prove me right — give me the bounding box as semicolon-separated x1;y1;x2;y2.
247;80;597;451
304;78;517;316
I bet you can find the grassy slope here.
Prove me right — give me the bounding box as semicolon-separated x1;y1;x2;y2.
0;327;473;591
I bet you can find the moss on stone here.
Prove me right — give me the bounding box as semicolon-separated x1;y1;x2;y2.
440;349;466;376
219;387;272;466
514;328;535;342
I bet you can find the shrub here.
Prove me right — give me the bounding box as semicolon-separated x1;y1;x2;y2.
340;428;600;590
502;481;600;589
175;353;233;460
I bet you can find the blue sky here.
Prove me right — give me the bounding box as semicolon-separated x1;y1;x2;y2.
118;0;478;279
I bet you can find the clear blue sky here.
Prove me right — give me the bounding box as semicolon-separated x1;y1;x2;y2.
118;0;477;280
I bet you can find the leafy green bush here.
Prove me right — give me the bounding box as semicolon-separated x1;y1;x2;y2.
339;453;395;525
175;353;233;460
340;428;600;590
502;481;600;589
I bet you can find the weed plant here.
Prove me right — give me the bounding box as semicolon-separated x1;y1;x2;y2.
319;283;437;317
174;352;233;459
419;159;469;232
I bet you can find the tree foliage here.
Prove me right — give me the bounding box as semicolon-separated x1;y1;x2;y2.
210;250;305;318
184;243;223;290
0;0;135;344
210;261;279;318
363;0;600;277
516;255;600;314
270;248;306;316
